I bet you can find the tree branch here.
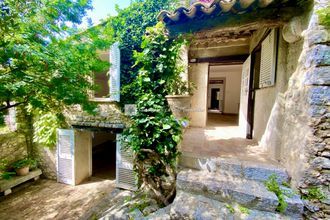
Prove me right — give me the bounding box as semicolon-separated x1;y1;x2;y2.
0;102;24;111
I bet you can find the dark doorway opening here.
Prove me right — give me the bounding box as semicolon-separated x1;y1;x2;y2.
210;88;220;109
92;132;116;180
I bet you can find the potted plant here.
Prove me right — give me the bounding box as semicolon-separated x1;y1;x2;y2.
11;158;37;176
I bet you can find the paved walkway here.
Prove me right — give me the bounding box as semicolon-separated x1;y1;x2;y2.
0;178;115;220
181;114;273;163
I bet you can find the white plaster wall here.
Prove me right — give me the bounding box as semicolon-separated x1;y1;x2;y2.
254;87;277;141
74;131;92;185
189;63;209;127
209;65;242;114
249;28;291;158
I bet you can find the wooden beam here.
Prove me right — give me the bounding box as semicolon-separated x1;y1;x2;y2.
190;55;249;64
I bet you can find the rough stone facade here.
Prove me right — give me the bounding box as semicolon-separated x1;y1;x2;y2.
277;1;329;218
66;100;128;129
33;145;57;180
0;131;27;167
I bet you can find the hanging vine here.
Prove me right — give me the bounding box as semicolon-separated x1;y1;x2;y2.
122;22;186;206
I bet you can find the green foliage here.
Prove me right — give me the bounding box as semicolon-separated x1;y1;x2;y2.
0;159;15;180
0;159;9;171
11;157;37;169
318;6;330;27
282;181;291;188
122;23;185;206
0;110;5;126
302;187;326;201
238;205;250;215
33;111;67;147
99;0;178;105
0;172;16;180
264;174;292;213
0;0;109;114
225;204;235;214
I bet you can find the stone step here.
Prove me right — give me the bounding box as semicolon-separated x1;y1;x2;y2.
179;153;289;183
167;191;303;220
177;169;304;216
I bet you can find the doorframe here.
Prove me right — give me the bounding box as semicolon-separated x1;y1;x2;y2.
208;77;226;112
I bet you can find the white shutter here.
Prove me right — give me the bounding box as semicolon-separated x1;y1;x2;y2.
109;42;121;102
259;29;277;88
239;56;251;134
116;134;136;190
57;129;75;185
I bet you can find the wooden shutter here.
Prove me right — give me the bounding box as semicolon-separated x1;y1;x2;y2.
259;29;278;88
57;129;75;185
109;42;120;102
116;134;136;190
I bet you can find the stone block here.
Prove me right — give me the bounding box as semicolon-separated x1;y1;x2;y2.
170;191;234;220
169;191;301;220
307;86;330;106
311;157;330;170
215;157;243;177
304;29;330;47
147;205;171;220
304;45;330;68
321;151;330;158
242;162;289;183
304;66;330;86
177;170;280;212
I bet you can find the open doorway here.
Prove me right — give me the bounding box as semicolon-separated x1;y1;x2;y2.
92;132;116;180
207;64;243;128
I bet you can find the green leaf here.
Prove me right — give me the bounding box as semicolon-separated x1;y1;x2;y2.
163;124;171;130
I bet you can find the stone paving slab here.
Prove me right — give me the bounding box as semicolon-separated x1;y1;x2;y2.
177;169;303;215
179;154;289;183
168;191;302;220
0;178;115;220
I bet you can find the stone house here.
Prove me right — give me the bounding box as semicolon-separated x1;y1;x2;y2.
6;0;327;218
156;0;329;218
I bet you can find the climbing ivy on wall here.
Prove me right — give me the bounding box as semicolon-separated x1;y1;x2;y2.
122;22;185;206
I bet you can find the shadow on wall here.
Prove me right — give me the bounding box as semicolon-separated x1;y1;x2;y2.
34;144;57;180
259;94;285;162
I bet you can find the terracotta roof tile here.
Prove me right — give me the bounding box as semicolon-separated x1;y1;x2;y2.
158;0;276;25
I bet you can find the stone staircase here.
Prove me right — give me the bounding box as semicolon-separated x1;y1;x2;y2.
149;154;305;219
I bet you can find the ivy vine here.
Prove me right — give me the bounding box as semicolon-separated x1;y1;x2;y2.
123;22;185;206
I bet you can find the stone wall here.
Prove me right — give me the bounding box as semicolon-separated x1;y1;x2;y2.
33;145;57;180
279;1;329;218
0;131;28;167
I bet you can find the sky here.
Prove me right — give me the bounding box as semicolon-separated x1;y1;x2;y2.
82;0;132;27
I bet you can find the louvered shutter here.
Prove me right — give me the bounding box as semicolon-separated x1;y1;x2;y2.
116;134;136;190
109;42;120;102
259;29;277;88
57;129;75;185
239;56;251;134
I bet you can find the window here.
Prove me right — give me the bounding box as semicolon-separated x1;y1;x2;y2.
259;29;278;88
252;29;278;89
